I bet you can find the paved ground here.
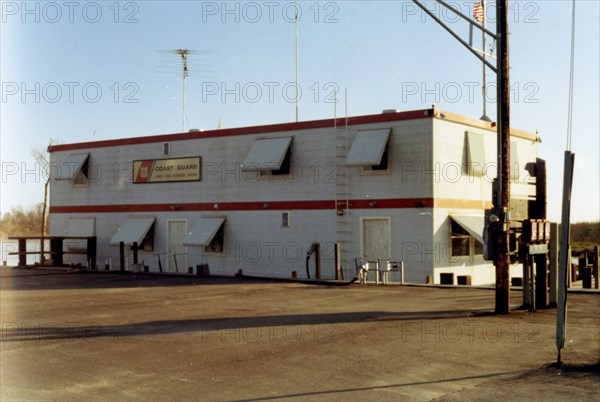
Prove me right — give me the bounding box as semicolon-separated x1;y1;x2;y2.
1;267;598;401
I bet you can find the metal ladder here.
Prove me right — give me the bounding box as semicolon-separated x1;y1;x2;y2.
334;119;351;279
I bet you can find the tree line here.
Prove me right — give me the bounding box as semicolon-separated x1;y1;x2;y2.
0;204;47;239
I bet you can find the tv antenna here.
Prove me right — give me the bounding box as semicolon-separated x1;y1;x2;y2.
159;49;215;132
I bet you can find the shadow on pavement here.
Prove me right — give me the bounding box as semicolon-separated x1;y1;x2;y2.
0;268;266;291
1;308;493;343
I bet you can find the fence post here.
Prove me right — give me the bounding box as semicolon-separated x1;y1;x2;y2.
119;242;125;271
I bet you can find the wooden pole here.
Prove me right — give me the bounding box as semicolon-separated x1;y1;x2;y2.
495;0;511;314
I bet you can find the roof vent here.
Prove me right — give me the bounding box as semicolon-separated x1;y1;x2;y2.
188;129;202;132
382;109;400;114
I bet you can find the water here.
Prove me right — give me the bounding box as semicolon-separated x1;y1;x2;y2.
1;240;45;266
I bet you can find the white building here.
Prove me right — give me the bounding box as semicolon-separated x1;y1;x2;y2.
48;108;540;285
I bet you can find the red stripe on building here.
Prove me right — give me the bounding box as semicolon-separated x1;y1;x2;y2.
49;198;439;214
48;198;495;214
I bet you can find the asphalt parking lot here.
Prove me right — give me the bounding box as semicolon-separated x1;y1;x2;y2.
1;267;599;401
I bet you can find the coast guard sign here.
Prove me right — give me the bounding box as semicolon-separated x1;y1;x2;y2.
133;157;201;183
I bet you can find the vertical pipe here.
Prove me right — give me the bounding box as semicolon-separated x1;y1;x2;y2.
315;243;320;279
334;243;340;280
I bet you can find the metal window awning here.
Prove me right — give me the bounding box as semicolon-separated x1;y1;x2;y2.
466;132;485;176
55;153;89;181
241;137;292;171
184;217;226;246
110;217;155;245
450;215;484;244
345;129;390;166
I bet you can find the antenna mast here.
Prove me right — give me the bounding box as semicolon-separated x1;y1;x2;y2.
177;49;191;132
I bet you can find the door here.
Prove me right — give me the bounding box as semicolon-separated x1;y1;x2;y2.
361;218;391;261
167;220;187;273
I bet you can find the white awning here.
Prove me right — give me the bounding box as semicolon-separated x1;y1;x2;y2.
466;132;485;176
345;129;390;166
184;217;225;246
54;153;89;181
241;137;292;171
450;215;484;244
110;217;155;245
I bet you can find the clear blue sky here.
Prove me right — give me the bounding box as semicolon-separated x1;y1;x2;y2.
1;0;598;222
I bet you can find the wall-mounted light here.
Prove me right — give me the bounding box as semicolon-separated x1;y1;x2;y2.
369;201;377;207
263;203;269;209
213;203;219;209
170;205;179;210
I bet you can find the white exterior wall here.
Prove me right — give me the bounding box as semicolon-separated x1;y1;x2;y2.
431;118;538;285
49;111;538;284
49;115;436;280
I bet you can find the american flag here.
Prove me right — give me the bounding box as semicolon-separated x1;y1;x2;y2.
473;1;484;23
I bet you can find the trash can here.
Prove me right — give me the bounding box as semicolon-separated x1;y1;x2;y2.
196;263;210;277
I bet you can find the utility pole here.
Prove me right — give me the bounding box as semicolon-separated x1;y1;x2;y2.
410;0;510;313
495;0;511;314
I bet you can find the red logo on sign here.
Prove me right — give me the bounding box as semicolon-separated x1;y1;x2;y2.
135;160;155;183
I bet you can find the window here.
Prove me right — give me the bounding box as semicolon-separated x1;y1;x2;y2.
346;129;391;172
362;144;389;172
241;137;293;175
163;142;171;156
184;217;226;254
465;131;485;176
55;153;90;184
282;212;290;228
110;216;156;252
205;225;224;253
450;217;484;259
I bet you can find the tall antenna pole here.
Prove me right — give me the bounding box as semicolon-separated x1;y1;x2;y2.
295;0;299;122
177;49;190;132
481;0;490;121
